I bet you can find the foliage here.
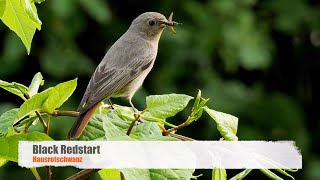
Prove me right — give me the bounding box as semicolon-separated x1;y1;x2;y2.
0;0;44;54
0;73;298;179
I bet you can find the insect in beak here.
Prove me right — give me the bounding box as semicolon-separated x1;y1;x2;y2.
159;12;181;34
168;12;177;34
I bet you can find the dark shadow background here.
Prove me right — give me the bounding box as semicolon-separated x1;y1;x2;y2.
0;0;319;179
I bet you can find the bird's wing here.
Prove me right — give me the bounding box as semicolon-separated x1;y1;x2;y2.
77;41;155;113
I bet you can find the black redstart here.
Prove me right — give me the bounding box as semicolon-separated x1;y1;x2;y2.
68;12;179;139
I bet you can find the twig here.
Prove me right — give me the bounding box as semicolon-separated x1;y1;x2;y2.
66;169;99;180
49;110;79;117
126;113;141;135
35;111;47;132
14;110;79;130
46;166;52;180
35;111;51;180
163;121;191;135
24;119;35;133
127;120;137;135
46;116;51;135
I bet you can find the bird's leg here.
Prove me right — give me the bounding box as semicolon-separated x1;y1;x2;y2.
129;99;138;113
108;99;115;110
126;99;144;135
129;99;143;123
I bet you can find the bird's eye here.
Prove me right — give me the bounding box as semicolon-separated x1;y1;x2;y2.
148;20;156;26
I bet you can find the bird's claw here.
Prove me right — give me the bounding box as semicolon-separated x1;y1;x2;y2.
133;112;144;124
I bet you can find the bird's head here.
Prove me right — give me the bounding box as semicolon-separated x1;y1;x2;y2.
129;12;179;41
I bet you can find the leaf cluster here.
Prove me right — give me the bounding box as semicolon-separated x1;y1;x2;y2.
0;73;298;180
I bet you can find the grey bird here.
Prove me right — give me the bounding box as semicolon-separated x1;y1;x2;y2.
68;12;179;139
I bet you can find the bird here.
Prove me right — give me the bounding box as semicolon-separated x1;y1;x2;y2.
67;12;179;139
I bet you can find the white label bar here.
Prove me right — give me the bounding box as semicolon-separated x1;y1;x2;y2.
18;141;302;169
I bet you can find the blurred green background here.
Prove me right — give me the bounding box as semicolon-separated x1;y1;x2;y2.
1;0;319;179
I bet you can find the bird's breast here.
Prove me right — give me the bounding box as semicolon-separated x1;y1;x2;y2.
118;59;155;99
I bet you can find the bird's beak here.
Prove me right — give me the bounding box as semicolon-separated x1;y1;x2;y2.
159;20;178;26
159;20;180;33
159;12;181;34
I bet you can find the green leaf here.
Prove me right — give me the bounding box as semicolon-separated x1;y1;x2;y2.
212;168;227;180
139;136;180;141
187;90;209;123
275;169;295;180
78;114;106;140
102;111;132;131
23;0;41;29
99;169;121;180
0;108;19;137
260;169;283;180
131;121;162;138
204;107;238;141
0;0;40;54
120;169;151;180
102;113;163;140
230;169;252;180
31;0;45;4
120;169;195;180
192;90;202;112
14;116;38;133
16;89;49;120
13;82;29;96
0;0;5;17
79;108;164;141
0;80;27;99
115;105;135;121
5;127;18;137
0;158;8;167
187;108;204;123
102;116;132;140
149;169;195;180
0;132;52;162
28;72;44;97
42;78;77;112
16;79;77;120
146;94;193;119
141;113;176;128
79;111;132;140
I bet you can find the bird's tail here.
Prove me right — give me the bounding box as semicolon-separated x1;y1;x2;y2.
67;104;99;139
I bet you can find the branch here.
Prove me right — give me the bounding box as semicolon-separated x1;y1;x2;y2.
35;111;47;133
14;110;79;129
127;120;137;135
46;166;52;180
126;113;141;135
35;110;52;180
163;120;191;135
49;110;79;117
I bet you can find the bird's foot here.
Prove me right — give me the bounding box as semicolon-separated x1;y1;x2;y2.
133;111;145;124
108;99;115;110
100;103;115;113
135;118;144;125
